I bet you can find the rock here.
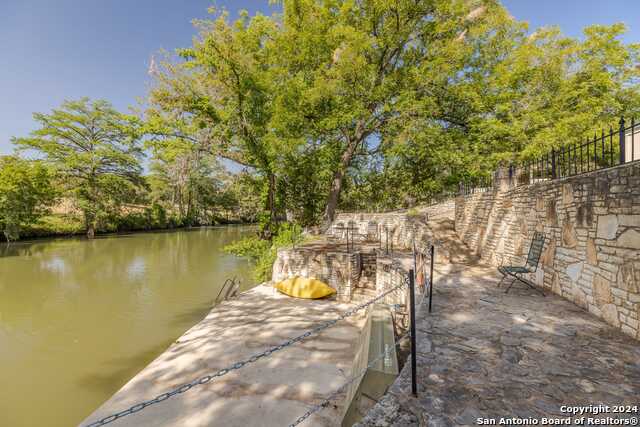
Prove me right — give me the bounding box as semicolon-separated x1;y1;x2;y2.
455;407;482;425
536;269;544;287
519;217;528;236
601;304;620;327
562;183;574;206
566;262;583;283
546;200;558;226
417;338;433;353
618;215;640;227
501;334;521;346
573;286;588;309
552;272;561;294
577;379;597;393
502;349;521;363
541;239;556;267
562;218;578;248
617;229;640;250
586;238;597;266
577;203;594;228
617;261;638;293
592;275;612;307
514;235;524;256
596;215;618;239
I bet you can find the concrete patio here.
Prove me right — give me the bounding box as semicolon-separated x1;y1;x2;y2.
81;285;371;427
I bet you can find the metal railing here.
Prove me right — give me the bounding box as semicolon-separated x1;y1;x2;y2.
214;276;240;304
460;116;640;195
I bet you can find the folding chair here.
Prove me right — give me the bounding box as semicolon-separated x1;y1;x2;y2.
497;232;546;296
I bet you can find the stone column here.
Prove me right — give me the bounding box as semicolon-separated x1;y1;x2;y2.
493;165;515;192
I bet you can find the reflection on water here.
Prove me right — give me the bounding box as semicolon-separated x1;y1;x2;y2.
0;226;255;427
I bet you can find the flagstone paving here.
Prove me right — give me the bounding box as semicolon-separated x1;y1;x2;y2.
357;255;640;426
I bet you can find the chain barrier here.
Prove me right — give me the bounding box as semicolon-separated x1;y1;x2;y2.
288;330;411;427
84;280;408;427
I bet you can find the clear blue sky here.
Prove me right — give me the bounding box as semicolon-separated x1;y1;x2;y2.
1;0;639;155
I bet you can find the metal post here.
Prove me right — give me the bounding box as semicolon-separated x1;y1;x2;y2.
409;269;417;397
632;117;636;162
412;238;417;283
346;227;350;253
385;227;389;254
551;149;556;179
619;116;626;164
429;245;434;313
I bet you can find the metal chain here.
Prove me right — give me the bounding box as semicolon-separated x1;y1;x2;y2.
288;331;411;427
84;281;408;427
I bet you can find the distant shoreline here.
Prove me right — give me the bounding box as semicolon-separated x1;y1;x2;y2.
1;221;257;245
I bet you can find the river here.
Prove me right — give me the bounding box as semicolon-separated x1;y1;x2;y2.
0;226;255;427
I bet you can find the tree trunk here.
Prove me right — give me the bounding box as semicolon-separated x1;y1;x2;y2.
322;137;360;228
86;223;95;239
261;171;277;239
267;172;277;222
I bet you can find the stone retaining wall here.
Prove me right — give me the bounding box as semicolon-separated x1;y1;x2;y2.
272;248;359;301
455;162;640;339
331;212;436;253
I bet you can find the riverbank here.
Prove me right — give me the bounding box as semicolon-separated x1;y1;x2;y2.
4;212;254;243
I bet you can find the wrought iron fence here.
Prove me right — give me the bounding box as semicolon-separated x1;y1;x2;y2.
459;116;640;195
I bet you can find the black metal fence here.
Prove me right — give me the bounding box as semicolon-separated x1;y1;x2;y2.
460;116;640;195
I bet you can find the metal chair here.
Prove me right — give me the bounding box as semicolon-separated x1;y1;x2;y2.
497;232;546;296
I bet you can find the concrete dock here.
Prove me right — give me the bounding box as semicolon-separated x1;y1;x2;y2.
81;285;371;427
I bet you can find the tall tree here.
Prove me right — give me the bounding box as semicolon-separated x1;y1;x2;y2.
146;11;285;237
0;157;55;241
13;98;144;238
469;23;640;162
273;0;513;224
147;138;230;225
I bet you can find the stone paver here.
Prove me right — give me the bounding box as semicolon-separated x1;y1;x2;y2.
358;261;640;426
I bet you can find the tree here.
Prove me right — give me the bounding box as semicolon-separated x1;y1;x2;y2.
0;156;55;241
147;142;229;224
146;11;285;237
13;98;144;238
272;0;518;224
468;23;640;162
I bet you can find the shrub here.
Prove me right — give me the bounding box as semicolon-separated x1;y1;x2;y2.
224;222;304;282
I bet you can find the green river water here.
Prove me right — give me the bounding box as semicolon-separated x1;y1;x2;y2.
0;226;255;427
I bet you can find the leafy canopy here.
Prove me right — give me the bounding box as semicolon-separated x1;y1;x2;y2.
12;98;144;237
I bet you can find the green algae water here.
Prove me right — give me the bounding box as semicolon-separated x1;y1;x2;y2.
0;226;255;427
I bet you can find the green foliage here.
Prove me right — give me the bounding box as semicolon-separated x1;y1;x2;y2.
12;98;145;238
224;222;304;282
0;157;55;241
147;11;283;235
406;208;421;218
21;214;84;238
5;1;640;250
470;23;640;162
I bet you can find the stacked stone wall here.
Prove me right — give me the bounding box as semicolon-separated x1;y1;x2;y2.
272;248;356;301
331;212;436;254
455;162;640;339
